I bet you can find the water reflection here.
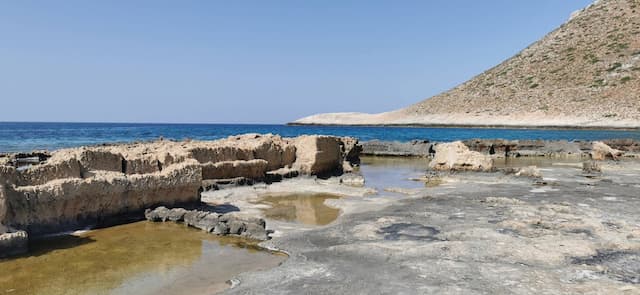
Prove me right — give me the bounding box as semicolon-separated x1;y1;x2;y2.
257;193;342;225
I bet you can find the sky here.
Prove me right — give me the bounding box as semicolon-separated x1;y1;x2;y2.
0;0;593;124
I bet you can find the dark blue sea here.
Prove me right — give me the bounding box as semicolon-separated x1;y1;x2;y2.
1;122;639;153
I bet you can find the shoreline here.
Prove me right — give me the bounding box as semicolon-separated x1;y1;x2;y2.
287;122;640;131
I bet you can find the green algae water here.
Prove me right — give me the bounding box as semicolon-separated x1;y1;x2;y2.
0;222;286;295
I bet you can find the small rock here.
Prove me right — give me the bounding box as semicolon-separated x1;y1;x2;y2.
213;222;229;235
144;206;171;222
0;229;28;258
514;166;542;178
340;174;365;187
582;161;602;174
227;220;246;235
166;208;189;222
242;223;268;241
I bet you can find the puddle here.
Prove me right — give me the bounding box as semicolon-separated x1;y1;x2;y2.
0;222;286;295
257;193;342;225
359;156;429;192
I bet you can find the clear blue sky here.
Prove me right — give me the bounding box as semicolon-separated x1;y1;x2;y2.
0;1;592;124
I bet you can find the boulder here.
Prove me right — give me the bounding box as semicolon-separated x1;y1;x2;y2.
591;141;623;160
429;141;493;171
293;136;343;175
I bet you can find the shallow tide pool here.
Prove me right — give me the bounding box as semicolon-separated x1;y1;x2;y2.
0;221;286;295
256;193;342;226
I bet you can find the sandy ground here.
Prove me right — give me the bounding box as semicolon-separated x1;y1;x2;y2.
209;157;640;294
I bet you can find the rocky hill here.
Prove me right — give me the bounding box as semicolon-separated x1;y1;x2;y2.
293;0;640;128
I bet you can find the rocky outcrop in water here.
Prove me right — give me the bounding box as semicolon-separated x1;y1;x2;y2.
361;140;431;157
428;141;494;172
145;206;269;240
591;141;624;161
361;139;640;159
0;134;360;242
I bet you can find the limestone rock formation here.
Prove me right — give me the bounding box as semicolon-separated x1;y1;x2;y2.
591;141;624;160
293;136;344;175
428;141;493;171
361;140;431;157
0;134;359;241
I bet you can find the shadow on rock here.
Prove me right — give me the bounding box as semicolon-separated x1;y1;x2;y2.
377;223;442;241
572;250;640;284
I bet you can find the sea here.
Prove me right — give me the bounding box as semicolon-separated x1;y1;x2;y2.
1;122;639;153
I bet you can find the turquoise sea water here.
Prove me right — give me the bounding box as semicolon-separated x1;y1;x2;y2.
1;122;639;153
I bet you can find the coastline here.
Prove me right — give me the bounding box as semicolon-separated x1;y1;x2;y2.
287;122;640;131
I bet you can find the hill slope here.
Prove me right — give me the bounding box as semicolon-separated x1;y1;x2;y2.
293;0;640;128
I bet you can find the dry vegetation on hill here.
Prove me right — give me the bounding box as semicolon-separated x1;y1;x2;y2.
404;0;640;122
294;0;640;128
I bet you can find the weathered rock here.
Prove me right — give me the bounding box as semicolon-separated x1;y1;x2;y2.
17;158;82;186
0;134;359;237
339;137;362;164
227;220;246;235
242;222;269;241
361;140;431;157
429;141;493;171
125;155;162;175
505;166;542;178
213;222;229;235
144;206;189;222
265;168;299;183
202;159;269;180
0;229;28;258
78;149;124;173
340;174;366;187
359;139;640;158
582;161;602;174
293;136;343;175
591;141;623;161
5;161;202;235
146;206;270;240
